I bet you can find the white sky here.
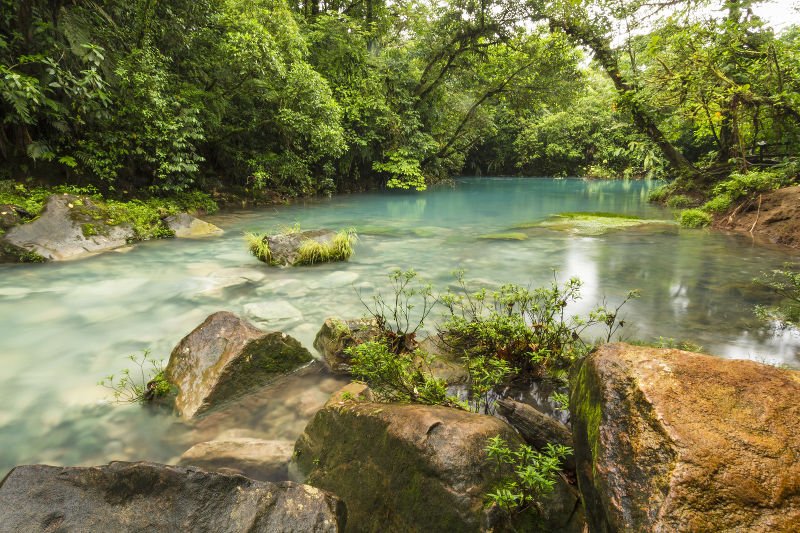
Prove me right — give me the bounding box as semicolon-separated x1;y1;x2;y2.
749;0;799;31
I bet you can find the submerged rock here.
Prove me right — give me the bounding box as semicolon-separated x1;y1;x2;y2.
165;213;223;238
294;383;583;532
571;343;800;532
313;317;381;373
519;212;675;236
0;461;346;532
166;311;313;419
1;195;134;261
178;438;294;481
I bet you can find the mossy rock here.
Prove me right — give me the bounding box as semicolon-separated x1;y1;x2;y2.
477;232;529;241
294;384;584;532
247;228;356;267
570;343;800;532
530;212;674;236
166;311;313;419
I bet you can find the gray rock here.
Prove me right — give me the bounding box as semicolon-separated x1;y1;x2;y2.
1;195;134;261
166;311;313;419
266;229;336;266
178;438;294;481
165;213;223;238
0;204;23;230
294;383;583;532
0;461;346;532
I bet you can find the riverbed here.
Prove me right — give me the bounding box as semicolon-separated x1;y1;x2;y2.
0;177;797;477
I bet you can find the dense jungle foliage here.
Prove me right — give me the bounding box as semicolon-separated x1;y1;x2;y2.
1;0;799;199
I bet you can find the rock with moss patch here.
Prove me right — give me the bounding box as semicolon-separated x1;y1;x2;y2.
249;229;355;266
166;311;313;419
0;461;346;532
165;213;223;238
313;317;382;373
571;343;800;532
177;438;294;481
0;194;135;261
0;204;26;231
477;232;528;241
521;212;675;236
294;383;583;532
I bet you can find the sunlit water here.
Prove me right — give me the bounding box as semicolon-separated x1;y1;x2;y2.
1;177;798;478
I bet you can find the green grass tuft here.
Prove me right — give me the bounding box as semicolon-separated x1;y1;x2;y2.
245;232;272;263
295;229;357;265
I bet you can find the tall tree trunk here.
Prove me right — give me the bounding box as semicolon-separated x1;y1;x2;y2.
549;18;700;179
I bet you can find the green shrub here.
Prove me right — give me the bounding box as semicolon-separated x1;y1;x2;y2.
347;340;460;407
678;208;712;228
485;435;572;519
666;194;692;208
712;169;790;200
701;193;733;213
647;184;671;203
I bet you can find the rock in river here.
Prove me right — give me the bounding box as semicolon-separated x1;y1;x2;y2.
313;317;381;373
178;438;294;482
1;194;134;261
166;311;312;419
0;461;345;532
294;383;583;532
165;212;223;238
570;343;800;532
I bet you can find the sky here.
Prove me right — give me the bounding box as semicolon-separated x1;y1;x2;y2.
748;0;799;31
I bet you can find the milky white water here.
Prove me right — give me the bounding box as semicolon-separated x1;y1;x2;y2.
0;177;797;477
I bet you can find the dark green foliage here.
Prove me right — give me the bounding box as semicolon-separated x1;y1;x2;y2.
485;435;572;519
679;208;712;228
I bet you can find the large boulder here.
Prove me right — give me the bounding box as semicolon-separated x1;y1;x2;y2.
571;343;800;532
165;212;223;238
252;229;355;267
294;383;583;532
313;317;381;373
178;438;294;482
1;194;134;261
166;311;313;419
0;461;345;532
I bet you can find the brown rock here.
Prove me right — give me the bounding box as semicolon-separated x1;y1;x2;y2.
294;383;583;532
178;438;294;481
166;311;313;419
313;317;381;373
571;343;800;532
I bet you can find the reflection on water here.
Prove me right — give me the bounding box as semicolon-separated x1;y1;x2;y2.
0;177;797;477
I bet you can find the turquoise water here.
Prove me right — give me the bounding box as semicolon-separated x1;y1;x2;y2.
0;177;797;477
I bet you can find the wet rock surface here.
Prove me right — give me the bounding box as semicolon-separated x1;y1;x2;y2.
178;438;294;482
264;229;337;266
571;343;800;532
166;311;313;419
0;461;346;532
312;317;381;373
165;213;223;238
294;383;583;532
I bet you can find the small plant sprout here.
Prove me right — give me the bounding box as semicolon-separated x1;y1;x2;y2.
550;392;569;412
98;350;172;404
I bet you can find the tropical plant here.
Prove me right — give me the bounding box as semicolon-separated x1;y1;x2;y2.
98;350;172;404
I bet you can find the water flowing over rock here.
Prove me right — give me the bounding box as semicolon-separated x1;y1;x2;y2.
0;461;345;532
178;438;294;481
570;343;800;532
294;383;583;532
1;195;134;261
165;213;223;238
166;311;313;419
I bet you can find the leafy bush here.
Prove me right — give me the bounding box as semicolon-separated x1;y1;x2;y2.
485;435;572;518
647;184;671;203
678;208;712;228
347;340;460;407
666;194;692;208
701;193;733;213
754;265;800;328
712;169;790;200
98;350;173;404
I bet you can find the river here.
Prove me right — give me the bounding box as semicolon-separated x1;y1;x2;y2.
0;177;797;477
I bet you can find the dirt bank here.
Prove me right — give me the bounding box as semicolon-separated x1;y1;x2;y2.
714;185;800;249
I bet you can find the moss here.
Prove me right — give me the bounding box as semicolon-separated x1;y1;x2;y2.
557;212;643;220
478;232;528;241
535;212;668;236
